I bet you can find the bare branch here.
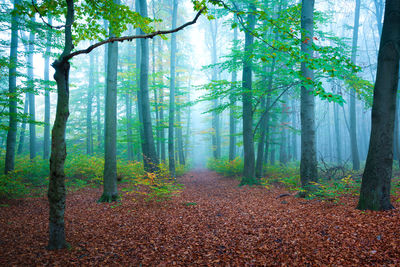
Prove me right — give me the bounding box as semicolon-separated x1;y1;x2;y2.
64;7;205;61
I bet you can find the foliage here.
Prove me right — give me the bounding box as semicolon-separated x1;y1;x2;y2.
206;157;243;178
308;175;360;203
123;163;184;202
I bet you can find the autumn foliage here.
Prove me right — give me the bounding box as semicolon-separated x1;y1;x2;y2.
1;170;400;265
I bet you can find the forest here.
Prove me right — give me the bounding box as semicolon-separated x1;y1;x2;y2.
1;0;400;265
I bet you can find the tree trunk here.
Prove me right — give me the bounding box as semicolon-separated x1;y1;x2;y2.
28;16;36;160
357;0;400;211
291;99;297;162
241;6;257;185
333;84;342;163
47;0;74;250
300;0;318;195
158;37;166;162
176;79;185;166
168;0;178;176
17;94;28;155
279;96;288;165
43;17;52;160
96;55;102;152
86;51;94;155
349;0;361;171
255;95;266;178
139;0;159;173
99;0;120;202
210;20;221;159
229;19;238;161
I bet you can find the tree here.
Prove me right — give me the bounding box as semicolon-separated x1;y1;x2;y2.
5;0;20;174
349;0;361;171
168;0;178;177
229;17;238;162
43;17;52;160
99;1;119;202
357;0;400;211
86;51;94;156
299;0;318;195
38;0;203;249
139;0;159;173
241;5;257;185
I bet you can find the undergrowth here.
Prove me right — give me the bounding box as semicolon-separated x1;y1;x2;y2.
0;154;187;201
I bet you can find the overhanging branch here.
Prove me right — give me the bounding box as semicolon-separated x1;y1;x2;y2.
65;7;205;61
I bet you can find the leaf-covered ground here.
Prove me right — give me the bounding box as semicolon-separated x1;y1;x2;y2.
1;170;400;266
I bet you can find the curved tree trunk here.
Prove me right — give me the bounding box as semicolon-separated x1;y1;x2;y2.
47;0;74;250
300;0;318;195
357;0;400;211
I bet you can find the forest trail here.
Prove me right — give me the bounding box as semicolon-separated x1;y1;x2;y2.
1;170;400;265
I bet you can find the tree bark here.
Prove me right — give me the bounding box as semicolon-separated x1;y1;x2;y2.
241;6;257;185
99;0;120;202
300;0;318;195
47;0;74;250
139;0;159;173
357;0;400;211
168;0;178;176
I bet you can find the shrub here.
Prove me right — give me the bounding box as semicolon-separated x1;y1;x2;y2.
207;157;243;178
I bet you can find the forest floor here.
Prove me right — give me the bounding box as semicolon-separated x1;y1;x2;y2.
1;170;400;266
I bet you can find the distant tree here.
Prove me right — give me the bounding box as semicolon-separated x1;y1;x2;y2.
168;0;178;177
5;0;20;174
357;0;400;211
349;0;361;171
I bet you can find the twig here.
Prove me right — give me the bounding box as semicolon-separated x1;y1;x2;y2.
31;0;68;29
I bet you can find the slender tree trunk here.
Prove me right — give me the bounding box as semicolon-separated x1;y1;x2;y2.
395;95;400;167
279;97;288;165
158;37;166;162
241;6;257;185
291;99;297;161
168;0;178;176
135;0;144;163
300;0;318;195
349;0;361;170
357;0;400;211
17;94;28;155
139;0;159;173
209;20;221;159
126;91;134;161
28;16;36;160
99;0;120;202
255;95;266;178
333;84;342;163
43;17;52;160
229;20;238;161
96;58;102;152
47;0;74;250
86;51;94;155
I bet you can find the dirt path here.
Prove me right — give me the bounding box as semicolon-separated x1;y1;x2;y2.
1;170;400;265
